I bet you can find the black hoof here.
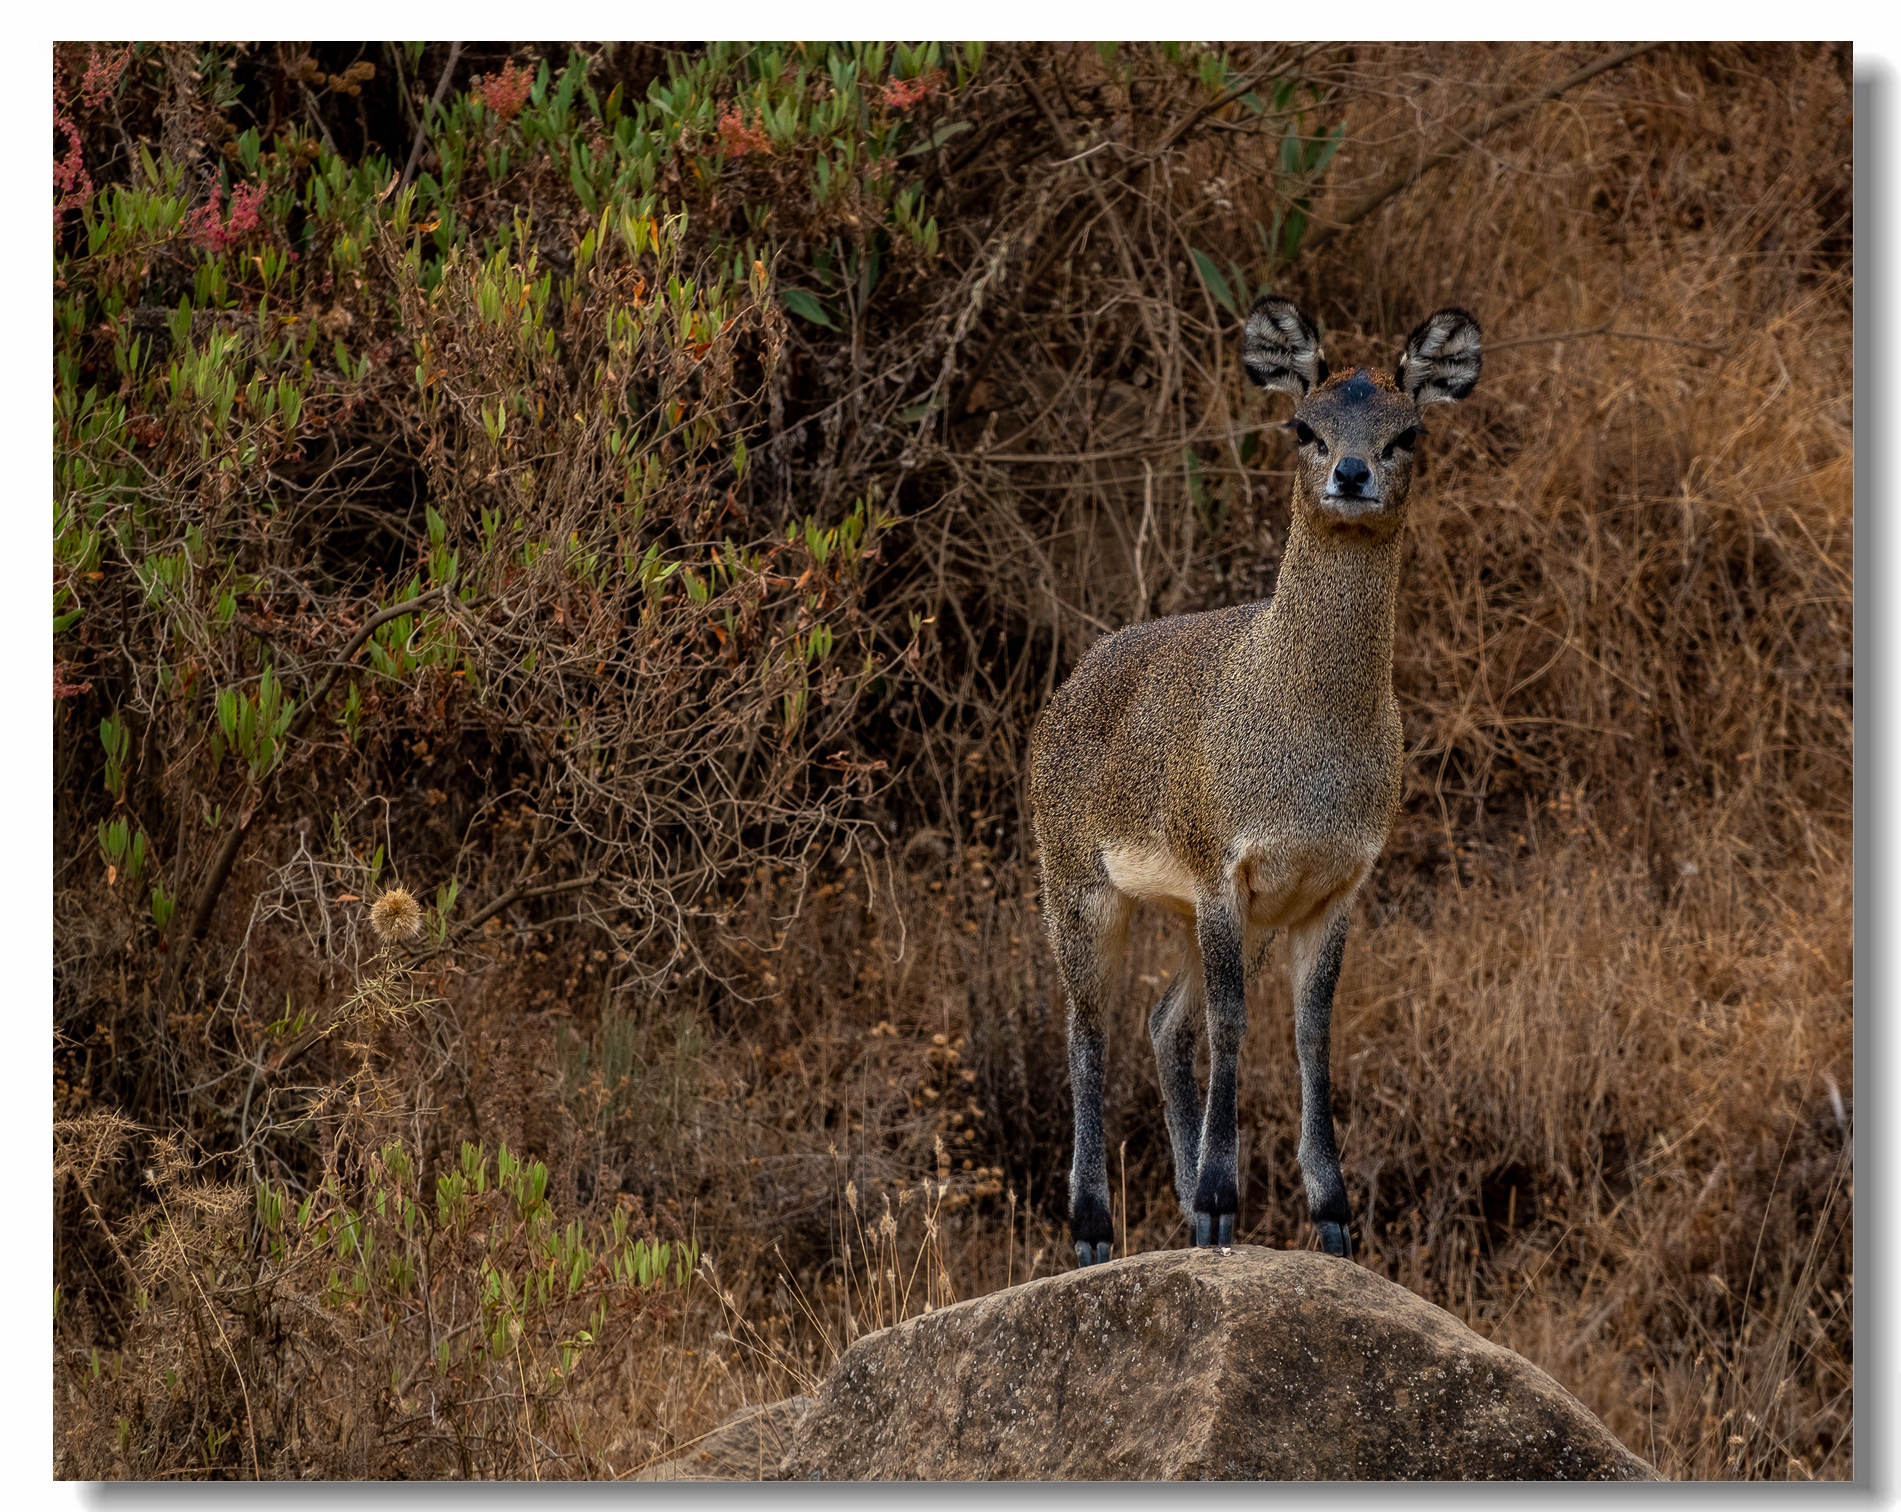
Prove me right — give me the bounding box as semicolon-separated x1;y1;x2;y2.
1194;1212;1237;1248
1316;1220;1352;1258
1075;1240;1093;1267
1095;1240;1112;1265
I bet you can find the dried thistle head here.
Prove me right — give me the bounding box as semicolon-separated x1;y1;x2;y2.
53;1108;139;1187
370;887;423;943
145;1133;192;1190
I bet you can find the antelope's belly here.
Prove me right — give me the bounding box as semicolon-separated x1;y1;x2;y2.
1100;844;1200;916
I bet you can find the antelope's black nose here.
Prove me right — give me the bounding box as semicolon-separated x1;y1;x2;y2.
1333;456;1372;492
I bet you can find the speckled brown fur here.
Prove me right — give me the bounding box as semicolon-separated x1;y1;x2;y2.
1030;298;1483;1265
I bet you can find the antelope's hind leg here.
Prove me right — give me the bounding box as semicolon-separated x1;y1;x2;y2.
1288;904;1354;1258
1147;926;1206;1225
1047;875;1133;1267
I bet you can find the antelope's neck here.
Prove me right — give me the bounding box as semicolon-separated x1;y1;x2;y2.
1249;514;1403;725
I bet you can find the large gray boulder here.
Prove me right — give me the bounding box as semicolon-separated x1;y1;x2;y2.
775;1246;1656;1480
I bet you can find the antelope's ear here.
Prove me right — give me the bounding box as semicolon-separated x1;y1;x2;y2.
1242;296;1328;397
1396;307;1482;406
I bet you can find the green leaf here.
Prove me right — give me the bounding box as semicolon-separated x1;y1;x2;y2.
781;287;837;329
903;120;973;157
1281;205;1309;264
1308;122;1345;177
1185;448;1210;510
1279;121;1303;178
1190;249;1239;318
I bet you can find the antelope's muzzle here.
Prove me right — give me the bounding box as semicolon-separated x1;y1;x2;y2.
1322;455;1382;515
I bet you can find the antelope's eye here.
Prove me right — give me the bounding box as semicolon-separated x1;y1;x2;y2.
1382;427;1419;459
1293;421;1326;455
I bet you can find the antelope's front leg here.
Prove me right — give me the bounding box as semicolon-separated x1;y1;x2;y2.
1287;904;1354;1258
1190;898;1247;1247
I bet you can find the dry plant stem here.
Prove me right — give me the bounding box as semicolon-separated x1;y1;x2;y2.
1119;1139;1129;1257
150;1180;261;1480
1304;42;1668;256
71;1171;141;1296
401;42;463;191
449;872;604;946
515;1338;539;1481
297;83;338;156
946;43;1293;423
1489;324;1732;354
1013;60;1167;389
1147;52;1305;158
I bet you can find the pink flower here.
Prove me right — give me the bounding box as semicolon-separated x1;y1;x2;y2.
880;73;942;113
53;115;91;229
77;45;132;110
474;60;532;123
714;106;772;157
188;180;267;255
52;45;129;233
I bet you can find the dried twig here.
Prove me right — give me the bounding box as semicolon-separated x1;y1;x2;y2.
1489;323;1731;354
401;42;464;191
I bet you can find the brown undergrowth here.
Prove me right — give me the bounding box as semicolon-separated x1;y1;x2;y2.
520;826;1848;1482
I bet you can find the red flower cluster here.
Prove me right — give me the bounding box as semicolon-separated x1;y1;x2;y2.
54;663;93;701
53;44;133;233
715;106;772;157
474;60;533;124
54;118;91;231
188;180;267;255
880;72;942;113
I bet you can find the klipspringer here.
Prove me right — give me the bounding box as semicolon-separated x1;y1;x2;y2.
1029;295;1483;1265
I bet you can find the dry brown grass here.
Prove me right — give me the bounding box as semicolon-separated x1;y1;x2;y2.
541;824;1848;1480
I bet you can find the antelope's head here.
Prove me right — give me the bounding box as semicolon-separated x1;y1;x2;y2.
1243;297;1482;539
